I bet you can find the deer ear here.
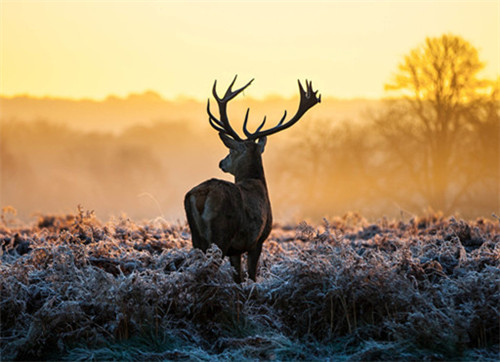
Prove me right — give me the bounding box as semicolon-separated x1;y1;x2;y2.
219;132;240;150
257;136;267;153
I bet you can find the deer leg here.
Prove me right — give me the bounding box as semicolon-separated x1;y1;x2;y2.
184;196;203;249
247;243;263;282
229;255;242;283
185;193;213;251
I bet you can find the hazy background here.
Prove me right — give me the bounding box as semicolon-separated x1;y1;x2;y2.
0;1;498;223
1;88;498;222
0;94;383;221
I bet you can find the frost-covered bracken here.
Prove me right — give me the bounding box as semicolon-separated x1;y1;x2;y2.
1;209;498;360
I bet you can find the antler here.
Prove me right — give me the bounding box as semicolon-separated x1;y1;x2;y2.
207;75;253;141
243;80;321;140
207;76;321;141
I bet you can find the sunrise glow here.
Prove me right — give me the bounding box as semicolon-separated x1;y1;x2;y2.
1;1;498;100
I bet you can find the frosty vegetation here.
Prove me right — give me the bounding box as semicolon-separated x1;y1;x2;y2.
1;208;499;360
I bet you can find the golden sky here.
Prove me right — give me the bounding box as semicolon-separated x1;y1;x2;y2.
1;0;498;100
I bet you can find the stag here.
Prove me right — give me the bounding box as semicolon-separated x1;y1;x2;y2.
184;76;320;282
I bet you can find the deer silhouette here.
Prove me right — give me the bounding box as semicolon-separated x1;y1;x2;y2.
184;76;320;282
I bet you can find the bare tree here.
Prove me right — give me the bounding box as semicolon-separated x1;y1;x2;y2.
376;34;498;213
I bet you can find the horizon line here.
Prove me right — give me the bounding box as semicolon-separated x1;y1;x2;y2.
0;90;383;103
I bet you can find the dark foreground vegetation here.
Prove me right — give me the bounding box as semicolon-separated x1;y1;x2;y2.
1;209;499;361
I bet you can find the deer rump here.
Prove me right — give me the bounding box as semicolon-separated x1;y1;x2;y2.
184;178;271;257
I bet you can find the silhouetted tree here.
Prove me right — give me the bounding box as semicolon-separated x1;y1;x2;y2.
376;34;498;213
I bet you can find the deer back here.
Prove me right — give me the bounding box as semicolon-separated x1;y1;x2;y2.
185;177;271;255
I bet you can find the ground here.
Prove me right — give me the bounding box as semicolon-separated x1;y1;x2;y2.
1;209;499;361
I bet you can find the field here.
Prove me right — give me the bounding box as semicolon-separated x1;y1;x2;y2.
1;209;499;361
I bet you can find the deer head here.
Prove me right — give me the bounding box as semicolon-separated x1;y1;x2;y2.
218;134;267;177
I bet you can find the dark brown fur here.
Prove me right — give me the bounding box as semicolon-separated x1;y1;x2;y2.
184;139;271;283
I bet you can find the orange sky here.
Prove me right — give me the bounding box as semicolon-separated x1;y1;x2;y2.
1;0;498;100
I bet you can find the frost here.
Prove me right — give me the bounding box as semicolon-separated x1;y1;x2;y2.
1;210;498;360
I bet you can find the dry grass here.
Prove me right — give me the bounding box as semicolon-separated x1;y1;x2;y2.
1;208;499;360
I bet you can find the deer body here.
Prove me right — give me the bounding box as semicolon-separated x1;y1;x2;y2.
184;76;320;282
186;177;271;254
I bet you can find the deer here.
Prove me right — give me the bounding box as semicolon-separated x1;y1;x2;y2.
184;76;320;283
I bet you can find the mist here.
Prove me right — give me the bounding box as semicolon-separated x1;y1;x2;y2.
0;93;498;223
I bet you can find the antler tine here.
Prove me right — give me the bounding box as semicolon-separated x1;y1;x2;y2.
243;108;252;138
244;79;321;140
213;75;254;102
207;100;226;132
227;78;254;101
207;75;254;141
256;116;267;133
207;99;223;127
276;110;287;126
223;75;239;99
298;79;306;97
207;98;241;140
243;108;270;138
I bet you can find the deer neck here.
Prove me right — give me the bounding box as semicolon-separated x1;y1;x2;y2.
234;156;267;188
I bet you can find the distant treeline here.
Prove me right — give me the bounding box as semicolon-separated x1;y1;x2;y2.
0;93;380;134
1;105;498;222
